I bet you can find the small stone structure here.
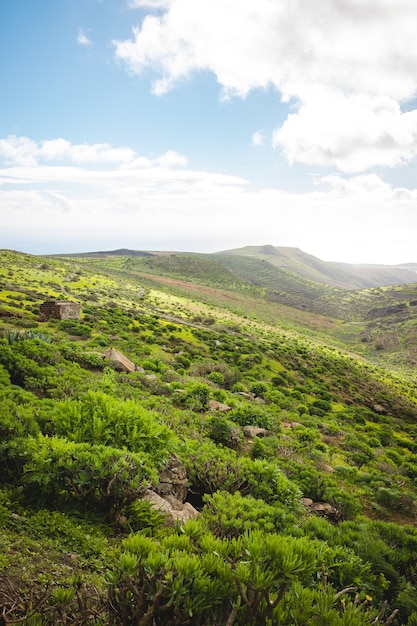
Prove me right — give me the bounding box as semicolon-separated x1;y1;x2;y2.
40;300;81;320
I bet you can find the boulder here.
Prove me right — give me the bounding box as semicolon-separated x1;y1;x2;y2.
143;490;198;527
208;400;231;413
243;426;273;438
102;347;135;373
301;499;338;519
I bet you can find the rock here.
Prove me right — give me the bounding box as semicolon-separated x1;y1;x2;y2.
243;426;273;438
208;400;231;413
237;392;255;400
319;463;334;473
143;490;199;527
302;500;338;519
102;347;136;373
309;502;336;516
154;455;188;502
372;404;387;415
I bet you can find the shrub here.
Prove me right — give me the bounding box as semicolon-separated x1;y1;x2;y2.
200;491;297;538
249;381;268;397
173;381;211;412
51;390;176;462
206;415;241;449
181;441;300;508
207;371;225;386
228;404;272;429
20;435;159;524
59;319;92;337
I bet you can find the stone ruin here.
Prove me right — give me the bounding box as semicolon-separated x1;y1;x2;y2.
39;300;81;321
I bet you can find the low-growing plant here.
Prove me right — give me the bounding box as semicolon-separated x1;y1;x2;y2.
19;435;160;525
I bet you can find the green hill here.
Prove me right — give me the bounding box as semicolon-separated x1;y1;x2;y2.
215;244;417;289
1;248;417;624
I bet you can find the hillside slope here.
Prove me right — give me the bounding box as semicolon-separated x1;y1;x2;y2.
1;249;417;624
216;244;417;289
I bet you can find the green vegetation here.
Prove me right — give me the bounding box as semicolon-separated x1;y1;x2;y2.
1;248;417;624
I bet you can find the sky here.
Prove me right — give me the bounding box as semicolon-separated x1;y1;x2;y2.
1;0;417;265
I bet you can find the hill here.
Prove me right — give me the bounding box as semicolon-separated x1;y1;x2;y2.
215;244;417;289
1;248;417;624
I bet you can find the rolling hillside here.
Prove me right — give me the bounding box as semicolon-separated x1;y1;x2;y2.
2;248;417;624
215;244;417;289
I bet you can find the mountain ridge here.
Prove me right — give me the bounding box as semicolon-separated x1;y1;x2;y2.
50;245;417;290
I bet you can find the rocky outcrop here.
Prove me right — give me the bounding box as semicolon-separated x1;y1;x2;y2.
143;490;198;527
142;455;198;526
154;455;188;502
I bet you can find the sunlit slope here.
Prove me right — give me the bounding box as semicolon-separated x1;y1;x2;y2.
216;244;416;289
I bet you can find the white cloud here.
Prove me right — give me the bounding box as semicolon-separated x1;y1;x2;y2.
0;136;139;167
1;136;417;264
114;0;417;171
273;92;417;172
252;131;265;147
77;28;92;46
0;136;38;166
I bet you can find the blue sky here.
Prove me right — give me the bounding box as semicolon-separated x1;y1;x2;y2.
1;0;417;264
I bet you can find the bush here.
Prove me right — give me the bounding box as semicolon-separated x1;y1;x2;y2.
181;441;300;508
51;390;176;462
173;381;211;411
206;415;241;448
201;491;297;538
207;371;225;386
228;404;272;429
19;435;159;524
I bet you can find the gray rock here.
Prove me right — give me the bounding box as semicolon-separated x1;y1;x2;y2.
143;490;198;527
154;455;188;502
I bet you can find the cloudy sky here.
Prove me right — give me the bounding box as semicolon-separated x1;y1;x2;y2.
1;0;417;264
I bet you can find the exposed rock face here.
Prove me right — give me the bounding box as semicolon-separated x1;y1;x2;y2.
141;456;198;527
154;455;188;502
207;400;231;413
143;490;198;527
243;426;273;438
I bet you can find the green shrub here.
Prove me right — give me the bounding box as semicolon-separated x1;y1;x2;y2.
20;435;159;524
206;414;241;448
181;441;300;507
173;381;211;411
59;319;92;337
201;491;297;538
51;390;176;461
228;404;272;429
207;371;225;386
109;526;380;626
